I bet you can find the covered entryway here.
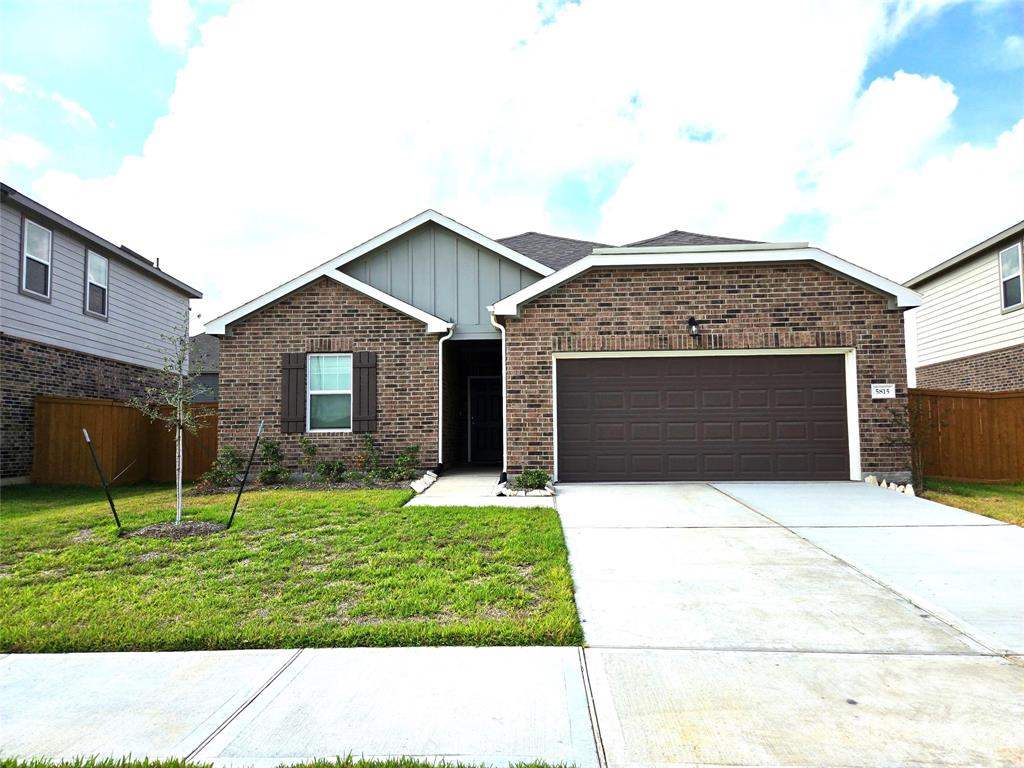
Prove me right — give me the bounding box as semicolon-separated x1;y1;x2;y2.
442;340;503;468
555;353;852;482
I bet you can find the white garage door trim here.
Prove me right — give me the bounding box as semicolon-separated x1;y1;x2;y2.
551;347;861;482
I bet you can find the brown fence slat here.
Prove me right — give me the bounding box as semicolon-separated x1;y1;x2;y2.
909;388;1024;483
32;396;217;486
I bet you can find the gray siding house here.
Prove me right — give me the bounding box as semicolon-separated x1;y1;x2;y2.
0;183;202;483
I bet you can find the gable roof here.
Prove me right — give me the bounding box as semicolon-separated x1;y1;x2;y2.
491;242;922;316
205;209;546;335
1;183;202;299
498;232;611;270
191;332;220;373
626;229;760;247
904;219;1024;288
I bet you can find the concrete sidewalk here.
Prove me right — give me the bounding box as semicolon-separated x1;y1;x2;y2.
0;647;599;767
405;467;554;508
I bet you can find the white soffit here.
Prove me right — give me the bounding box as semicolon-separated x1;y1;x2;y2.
491;246;922;316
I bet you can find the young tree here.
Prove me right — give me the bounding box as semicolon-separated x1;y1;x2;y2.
130;308;209;524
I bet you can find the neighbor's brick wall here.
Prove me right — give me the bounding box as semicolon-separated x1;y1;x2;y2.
915;344;1024;393
501;263;910;477
218;277;438;469
1;333;165;479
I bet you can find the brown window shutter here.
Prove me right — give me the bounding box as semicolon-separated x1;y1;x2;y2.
352;351;377;432
280;352;306;433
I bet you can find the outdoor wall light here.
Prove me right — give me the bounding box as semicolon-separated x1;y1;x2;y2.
687;316;701;337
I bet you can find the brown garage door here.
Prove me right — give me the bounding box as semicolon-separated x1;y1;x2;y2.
556;354;850;482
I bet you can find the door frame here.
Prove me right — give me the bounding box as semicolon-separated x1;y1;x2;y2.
551;348;861;482
467;375;502;464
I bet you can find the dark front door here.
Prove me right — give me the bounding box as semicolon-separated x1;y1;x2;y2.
556;354;850;482
469;376;502;464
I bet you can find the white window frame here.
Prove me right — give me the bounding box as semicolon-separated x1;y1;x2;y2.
998;242;1022;311
306;352;353;433
85;250;109;318
21;219;52;299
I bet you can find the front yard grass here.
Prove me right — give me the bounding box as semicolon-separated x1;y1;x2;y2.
0;485;582;652
922;479;1024;526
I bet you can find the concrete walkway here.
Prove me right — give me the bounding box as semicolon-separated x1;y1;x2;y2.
0;648;599;766
559;482;1024;768
405;467;554;508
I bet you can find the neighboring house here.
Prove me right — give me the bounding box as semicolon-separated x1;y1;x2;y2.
206;210;920;484
191;332;220;402
906;220;1024;392
0;184;202;483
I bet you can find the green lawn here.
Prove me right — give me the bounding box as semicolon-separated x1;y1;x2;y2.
0;485;582;652
923;479;1024;527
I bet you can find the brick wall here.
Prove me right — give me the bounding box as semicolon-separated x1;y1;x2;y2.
1;333;165;480
218;277;439;470
916;344;1024;393
501;263;911;477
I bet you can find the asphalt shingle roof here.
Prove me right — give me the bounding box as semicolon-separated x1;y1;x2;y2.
497;232;611;271
499;228;760;271
625;230;760;247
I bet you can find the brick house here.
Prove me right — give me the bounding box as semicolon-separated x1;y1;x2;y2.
906;220;1024;392
206;210;921;483
0;184;202;484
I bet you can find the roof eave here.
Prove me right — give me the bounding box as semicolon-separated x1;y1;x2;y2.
0;184;202;299
492;247;921;316
904;219;1024;287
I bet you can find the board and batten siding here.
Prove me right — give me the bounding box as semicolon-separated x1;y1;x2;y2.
0;201;190;370
341;222;541;339
915;244;1024;367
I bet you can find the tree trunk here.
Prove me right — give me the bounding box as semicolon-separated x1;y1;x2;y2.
175;412;183;525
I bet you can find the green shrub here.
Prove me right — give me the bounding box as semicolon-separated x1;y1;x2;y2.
200;446;244;487
297;435;318;473
340;469;367;484
355;434;382;472
257;440;289;485
316;459;347;483
512;469;550;491
385;445;420;481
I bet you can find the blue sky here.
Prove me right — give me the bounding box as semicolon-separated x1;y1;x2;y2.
1;0;1021;320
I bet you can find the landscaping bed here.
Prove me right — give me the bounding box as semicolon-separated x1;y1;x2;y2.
0;485;582;652
922;479;1024;527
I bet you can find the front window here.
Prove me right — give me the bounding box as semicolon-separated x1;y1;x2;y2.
999;243;1022;310
307;353;352;431
86;251;109;317
22;220;51;298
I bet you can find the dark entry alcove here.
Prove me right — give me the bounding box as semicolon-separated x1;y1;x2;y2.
442;340;502;468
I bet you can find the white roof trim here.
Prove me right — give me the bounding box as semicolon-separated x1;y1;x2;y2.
324;272;453;333
205;209;552;334
491;247;922;316
592;241;809;255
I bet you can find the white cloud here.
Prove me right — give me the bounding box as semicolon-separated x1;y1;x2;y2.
0;133;50;172
51;93;97;127
149;0;196;50
26;0;1023;322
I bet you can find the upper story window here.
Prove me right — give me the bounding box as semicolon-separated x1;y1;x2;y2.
21;220;52;299
999;242;1022;310
86;250;109;317
307;353;352;431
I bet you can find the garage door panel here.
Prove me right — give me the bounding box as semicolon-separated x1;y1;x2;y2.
556;354;850;482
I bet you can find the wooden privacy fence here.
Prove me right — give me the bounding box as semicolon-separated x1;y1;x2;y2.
32;396;218;486
908;388;1024;483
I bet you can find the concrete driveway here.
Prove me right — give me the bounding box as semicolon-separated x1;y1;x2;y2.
559;482;1024;768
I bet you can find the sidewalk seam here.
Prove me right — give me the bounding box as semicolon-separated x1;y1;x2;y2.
578;647;608;768
186;647;304;761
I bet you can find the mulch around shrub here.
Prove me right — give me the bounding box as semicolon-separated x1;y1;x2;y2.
189;479;414;496
123;521;228;539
